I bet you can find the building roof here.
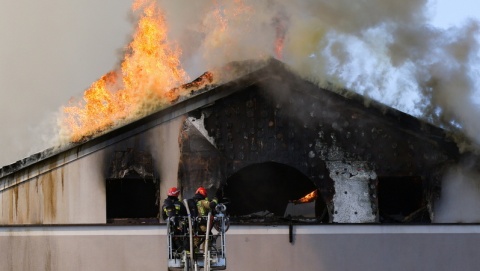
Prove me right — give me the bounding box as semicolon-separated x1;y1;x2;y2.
0;58;460;182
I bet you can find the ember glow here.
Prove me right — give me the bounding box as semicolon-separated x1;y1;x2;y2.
60;0;188;142
293;189;318;204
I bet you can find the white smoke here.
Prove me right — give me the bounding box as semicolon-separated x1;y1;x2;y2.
157;0;480;148
434;162;480;223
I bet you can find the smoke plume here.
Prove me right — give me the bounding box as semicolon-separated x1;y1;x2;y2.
157;0;480;149
434;161;480;223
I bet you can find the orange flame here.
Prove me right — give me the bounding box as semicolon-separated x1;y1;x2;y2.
293;189;318;204
273;12;288;60
61;0;188;142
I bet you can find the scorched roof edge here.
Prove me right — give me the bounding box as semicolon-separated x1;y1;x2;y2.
0;57;461;180
0;58;282;180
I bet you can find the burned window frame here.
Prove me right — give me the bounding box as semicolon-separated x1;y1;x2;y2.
106;148;160;224
377;176;431;224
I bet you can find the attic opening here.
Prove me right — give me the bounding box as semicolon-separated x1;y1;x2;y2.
106;149;159;223
220;162;321;221
377;176;430;223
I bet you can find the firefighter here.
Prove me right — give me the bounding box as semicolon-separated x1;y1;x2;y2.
187;186;218;252
162;187;187;252
162;187;187;220
191;186;218;217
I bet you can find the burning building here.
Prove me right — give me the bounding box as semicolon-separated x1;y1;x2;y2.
3;0;480;269
0;57;468;225
0;58;479;270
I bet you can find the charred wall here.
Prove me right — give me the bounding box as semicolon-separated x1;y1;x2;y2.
178;66;460;223
178;82;329;218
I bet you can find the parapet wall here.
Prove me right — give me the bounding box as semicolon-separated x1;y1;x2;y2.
1;224;479;271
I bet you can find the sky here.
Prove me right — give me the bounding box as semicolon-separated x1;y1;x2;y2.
0;0;479;167
430;0;479;29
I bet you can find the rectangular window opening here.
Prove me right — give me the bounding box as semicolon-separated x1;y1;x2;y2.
106;149;159;224
106;177;159;224
377;176;430;224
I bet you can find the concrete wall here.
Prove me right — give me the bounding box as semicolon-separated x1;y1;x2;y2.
1;224;480;271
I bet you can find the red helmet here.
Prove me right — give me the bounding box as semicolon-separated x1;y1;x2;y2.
195;187;207;197
168;187;180;197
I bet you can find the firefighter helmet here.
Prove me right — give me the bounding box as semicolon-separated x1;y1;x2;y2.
196;186;207;197
167;187;180;197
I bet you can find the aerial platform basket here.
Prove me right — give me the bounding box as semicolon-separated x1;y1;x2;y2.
168;203;229;271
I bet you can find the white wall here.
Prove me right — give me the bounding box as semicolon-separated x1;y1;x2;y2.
0;149;107;224
0;115;185;225
1;224;480;271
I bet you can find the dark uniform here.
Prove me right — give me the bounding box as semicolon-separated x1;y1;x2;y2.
162;188;188;252
162;195;187;220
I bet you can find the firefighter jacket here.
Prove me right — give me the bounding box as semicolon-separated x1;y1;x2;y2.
191;193;218;216
162;196;187;220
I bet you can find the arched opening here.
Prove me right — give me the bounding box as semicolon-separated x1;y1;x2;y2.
219;162;319;219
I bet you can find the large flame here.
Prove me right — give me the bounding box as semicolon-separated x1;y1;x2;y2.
60;0;290;143
61;0;188;142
